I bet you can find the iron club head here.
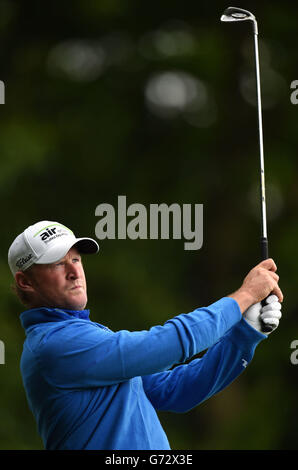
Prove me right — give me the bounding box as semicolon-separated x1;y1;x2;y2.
220;7;258;34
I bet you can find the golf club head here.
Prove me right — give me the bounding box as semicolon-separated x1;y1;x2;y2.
220;7;258;34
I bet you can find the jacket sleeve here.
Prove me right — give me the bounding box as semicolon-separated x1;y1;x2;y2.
141;318;266;413
38;297;242;388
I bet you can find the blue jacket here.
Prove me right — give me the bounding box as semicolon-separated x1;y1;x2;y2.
19;297;266;450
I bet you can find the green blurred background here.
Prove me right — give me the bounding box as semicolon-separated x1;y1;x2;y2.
0;0;298;450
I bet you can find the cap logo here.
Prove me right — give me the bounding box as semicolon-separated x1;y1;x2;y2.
16;253;33;269
33;223;73;245
40;227;57;241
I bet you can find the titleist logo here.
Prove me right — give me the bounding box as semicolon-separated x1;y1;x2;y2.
16;253;33;269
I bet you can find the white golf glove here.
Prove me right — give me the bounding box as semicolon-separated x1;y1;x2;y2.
243;294;282;335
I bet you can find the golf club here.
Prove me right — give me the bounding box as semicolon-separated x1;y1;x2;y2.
220;7;275;333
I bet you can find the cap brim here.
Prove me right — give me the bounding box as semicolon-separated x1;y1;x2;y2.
35;237;99;265
74;237;99;255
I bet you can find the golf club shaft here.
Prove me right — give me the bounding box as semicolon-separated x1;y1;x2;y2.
254;32;268;259
220;7;275;332
253;30;274;332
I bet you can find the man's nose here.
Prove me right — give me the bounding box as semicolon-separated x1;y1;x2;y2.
66;262;80;279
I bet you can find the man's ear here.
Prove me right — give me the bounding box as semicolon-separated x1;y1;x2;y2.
15;271;35;293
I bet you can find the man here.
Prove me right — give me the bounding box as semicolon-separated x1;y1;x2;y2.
8;220;283;450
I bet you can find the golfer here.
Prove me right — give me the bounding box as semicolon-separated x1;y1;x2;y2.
8;220;283;450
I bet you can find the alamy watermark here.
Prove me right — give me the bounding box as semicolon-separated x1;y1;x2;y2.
290;340;298;365
0;81;4;104
95;196;203;250
0;340;4;364
290;80;298;104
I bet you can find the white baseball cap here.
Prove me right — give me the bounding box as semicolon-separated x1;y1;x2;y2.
8;220;99;276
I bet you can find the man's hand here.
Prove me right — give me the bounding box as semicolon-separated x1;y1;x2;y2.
229;259;283;314
243;295;282;334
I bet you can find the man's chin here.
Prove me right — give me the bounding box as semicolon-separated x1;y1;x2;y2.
63;293;88;311
32;291;88;311
70;299;88;311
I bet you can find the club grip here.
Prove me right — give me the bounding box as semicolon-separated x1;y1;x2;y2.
260;237;275;333
261;237;268;261
260;298;275;333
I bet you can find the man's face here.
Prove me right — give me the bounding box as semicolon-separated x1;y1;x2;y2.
24;247;88;310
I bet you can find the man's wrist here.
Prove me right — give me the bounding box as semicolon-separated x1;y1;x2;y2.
228;289;255;314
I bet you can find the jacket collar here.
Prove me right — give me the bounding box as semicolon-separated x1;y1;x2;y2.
20;306;91;332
